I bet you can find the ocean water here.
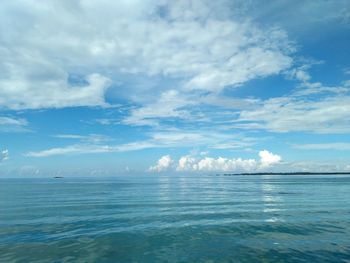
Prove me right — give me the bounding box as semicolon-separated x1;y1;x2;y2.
1;175;350;263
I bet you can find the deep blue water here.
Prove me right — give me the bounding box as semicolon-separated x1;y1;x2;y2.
1;174;350;262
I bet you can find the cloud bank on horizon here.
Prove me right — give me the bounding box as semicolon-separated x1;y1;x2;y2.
149;150;282;173
0;0;350;175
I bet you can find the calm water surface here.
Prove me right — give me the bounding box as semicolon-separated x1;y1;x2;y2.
1;174;350;262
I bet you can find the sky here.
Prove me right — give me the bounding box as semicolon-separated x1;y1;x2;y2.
1;0;350;176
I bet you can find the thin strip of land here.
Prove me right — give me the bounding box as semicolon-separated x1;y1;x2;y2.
217;172;350;176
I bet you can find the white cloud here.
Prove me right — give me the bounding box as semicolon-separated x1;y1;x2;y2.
0;116;28;132
148;155;173;172
150;150;281;172
239;0;350;34
25;128;258;157
289;65;349;97
259;150;281;168
147;130;258;151
0;71;111;109
177;155;199;171
115;141;158;152
25;142;157;157
0;117;27;126
123;90;192;126
54;134;111;143
237;95;350;133
0;0;293;110
185;156;258;172
1;149;9;162
25;144;112;157
231;59;350;134
25;129;258;158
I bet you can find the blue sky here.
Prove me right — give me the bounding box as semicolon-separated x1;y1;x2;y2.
1;0;350;176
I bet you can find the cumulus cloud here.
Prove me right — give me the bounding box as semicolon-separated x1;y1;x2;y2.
0;149;9;162
0;0;293;110
148;155;173;172
150;150;281;172
259;150;281;168
177;155;199;171
176;155;258;172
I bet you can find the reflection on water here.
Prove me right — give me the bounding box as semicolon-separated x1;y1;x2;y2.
261;175;284;223
1;175;350;262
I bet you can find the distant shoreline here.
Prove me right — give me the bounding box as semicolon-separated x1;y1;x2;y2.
216;172;350;176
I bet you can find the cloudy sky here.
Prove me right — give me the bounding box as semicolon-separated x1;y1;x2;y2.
1;0;350;176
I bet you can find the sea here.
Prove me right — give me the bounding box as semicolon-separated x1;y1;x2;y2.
1;174;350;262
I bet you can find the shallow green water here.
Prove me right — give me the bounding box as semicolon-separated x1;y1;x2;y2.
1;175;350;262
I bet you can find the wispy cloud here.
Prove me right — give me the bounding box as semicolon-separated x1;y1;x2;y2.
25;141;160;157
26;144;115;157
26;129;258;158
240;0;350;33
0;116;29;132
236;95;350;134
123;90;193;126
293;143;350;151
0;117;27;126
53;134;111;144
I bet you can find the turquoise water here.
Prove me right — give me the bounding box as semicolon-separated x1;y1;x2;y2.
1;175;350;262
